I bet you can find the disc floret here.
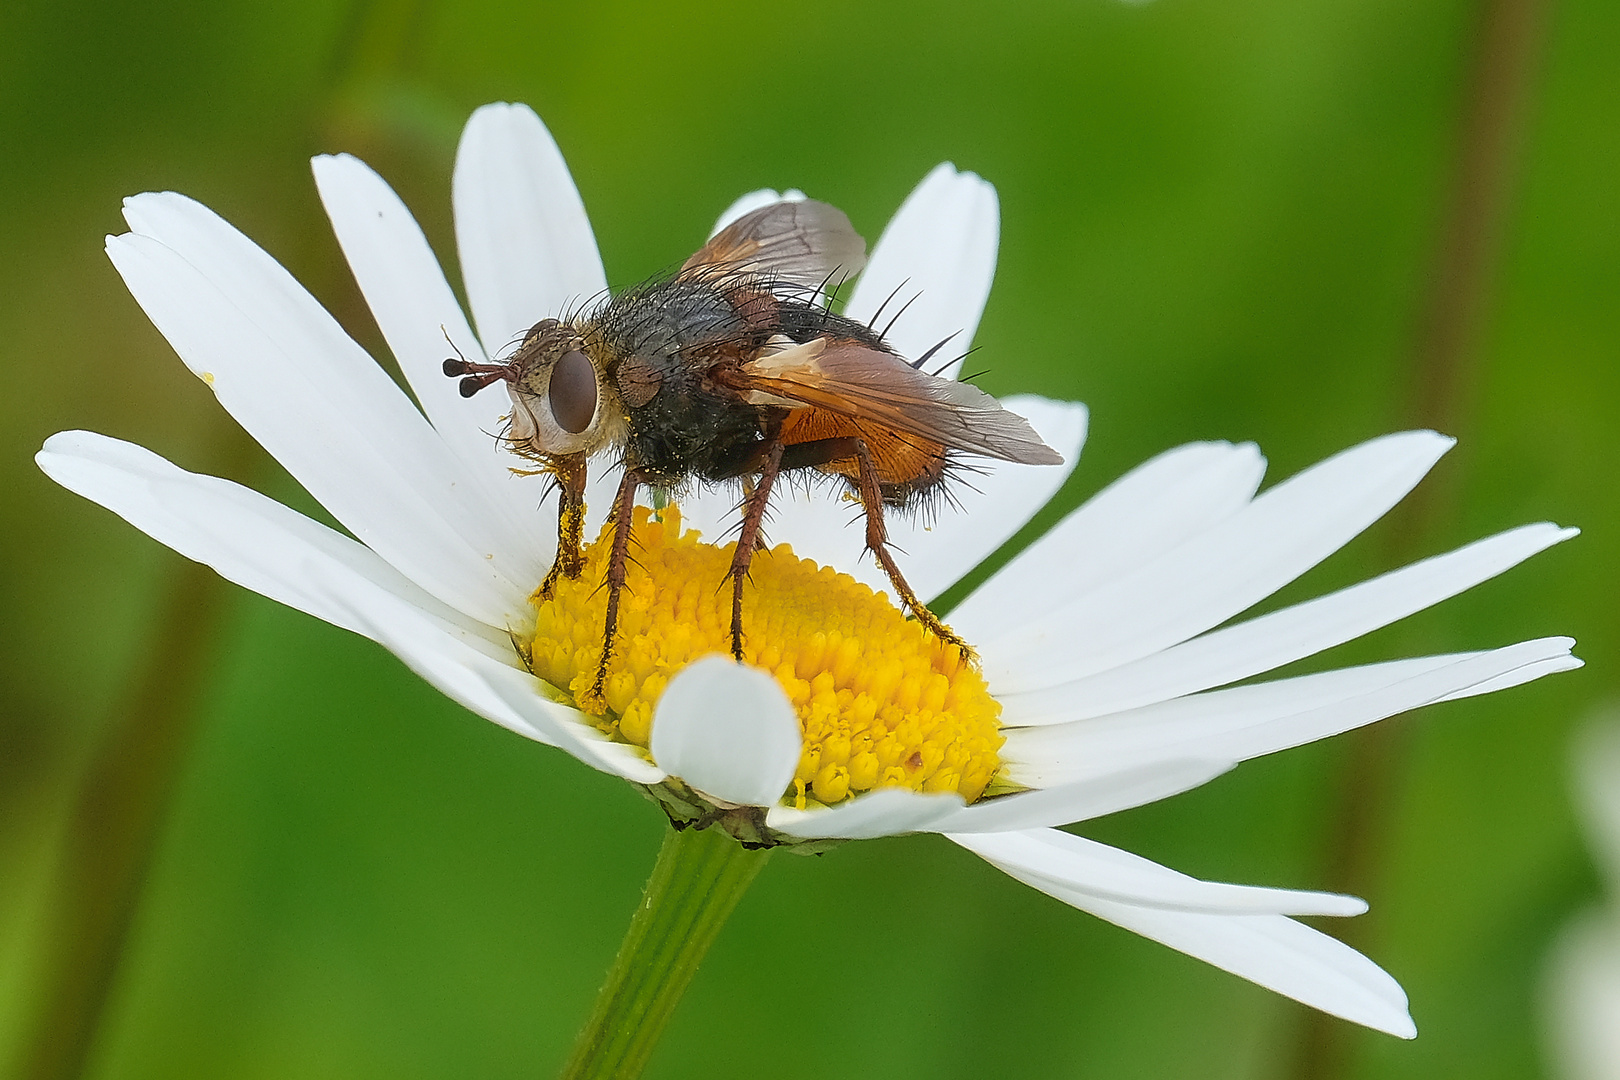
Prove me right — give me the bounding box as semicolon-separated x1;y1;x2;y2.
526;505;1004;808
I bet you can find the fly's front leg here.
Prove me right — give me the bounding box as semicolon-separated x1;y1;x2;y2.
583;467;646;713
778;437;975;663
537;453;587;600
726;440;784;661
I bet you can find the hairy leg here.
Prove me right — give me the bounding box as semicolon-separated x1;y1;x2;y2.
778;436;975;663
537;453;588;600
584;467;646;712
725;440;784;660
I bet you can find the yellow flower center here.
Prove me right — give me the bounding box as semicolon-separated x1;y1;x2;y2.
525;505;1004;808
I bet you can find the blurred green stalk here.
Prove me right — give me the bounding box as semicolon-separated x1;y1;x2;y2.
1290;0;1553;1073
560;826;770;1080
6;3;436;1075
10;557;234;1080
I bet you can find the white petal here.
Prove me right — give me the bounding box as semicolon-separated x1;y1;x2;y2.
953;440;1266;645
720;475;875;594
36;430;501;653
766;787;966;840
931;757;1234;833
712;397;1086;607
709;188;806;237
961;832;1415;1038
453;102;607;358
948;829;1366;916
305;552;663;783
1441;655;1582;700
312;152;546;524
1002;521;1577;723
981;431;1454;693
1003;638;1580;784
846;163;998;379
649;657;802;807
33;433;640;770
108;203;541;626
889;397;1088;603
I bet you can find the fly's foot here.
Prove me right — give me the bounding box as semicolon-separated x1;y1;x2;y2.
907;601;979;668
536;551;584;602
578;640;613;716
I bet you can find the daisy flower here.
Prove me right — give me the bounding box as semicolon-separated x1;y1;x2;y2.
38;102;1578;1043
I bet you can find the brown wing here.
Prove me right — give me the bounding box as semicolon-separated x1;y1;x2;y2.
721;337;1063;466
681;200;866;291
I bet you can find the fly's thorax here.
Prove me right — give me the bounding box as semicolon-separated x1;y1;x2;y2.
503;319;620;458
583;279;774;485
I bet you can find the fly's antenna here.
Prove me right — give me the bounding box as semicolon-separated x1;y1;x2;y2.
442;325;467;365
441;327;510;398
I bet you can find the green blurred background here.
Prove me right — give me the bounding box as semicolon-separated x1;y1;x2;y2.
1;0;1615;1076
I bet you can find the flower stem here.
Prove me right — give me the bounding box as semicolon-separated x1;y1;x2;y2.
560;824;770;1080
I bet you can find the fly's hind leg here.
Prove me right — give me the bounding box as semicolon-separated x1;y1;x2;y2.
848;442;975;664
582;467;646;713
778;436;976;664
537;453;588;600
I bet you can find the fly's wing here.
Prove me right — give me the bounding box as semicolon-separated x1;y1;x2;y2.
723;338;1063;466
680;200;867;291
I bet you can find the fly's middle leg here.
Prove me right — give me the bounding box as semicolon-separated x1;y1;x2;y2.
582;467;645;713
725;439;785;661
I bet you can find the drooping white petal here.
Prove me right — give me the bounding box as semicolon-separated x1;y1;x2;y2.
766;787;967;840
930;757;1235;833
980;431;1454;693
1002;521;1578;723
709;188;806;237
649;657;802;806
953;440;1266;645
36;430;504;651
1003;638;1580;785
312;153;543;519
846;163;998;379
33;434;613;758
948;829;1366;916
304;554;663;783
896;397;1087;603
105;210;543;626
960;831;1414;1038
453;102;607;358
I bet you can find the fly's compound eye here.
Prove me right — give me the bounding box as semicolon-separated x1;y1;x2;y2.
550;349;598;434
503;338;607;458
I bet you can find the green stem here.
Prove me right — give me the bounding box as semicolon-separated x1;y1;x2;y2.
560;825;770;1080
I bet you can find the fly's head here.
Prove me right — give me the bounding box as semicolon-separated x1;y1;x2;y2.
445;319;619;459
